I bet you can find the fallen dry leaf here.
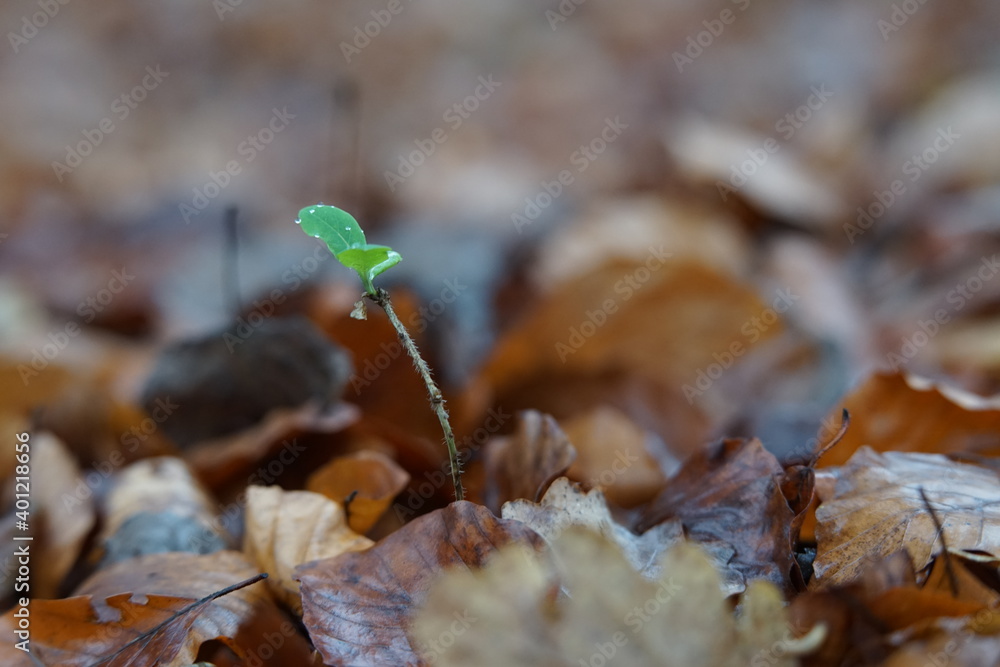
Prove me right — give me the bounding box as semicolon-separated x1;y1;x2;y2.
637;437;801;595
561;405;668;508
0;550;313;666
412;526;822;666
243;485;373;612
817;372;1000;469
185;400;358;491
295;501;544;666
813;447;1000;587
503;477;743;594
482;410;576;513
306;448;410;534
99;456;228;567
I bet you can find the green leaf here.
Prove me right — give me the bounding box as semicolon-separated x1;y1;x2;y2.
337;245;402;295
297;204;366;255
296;204;403;295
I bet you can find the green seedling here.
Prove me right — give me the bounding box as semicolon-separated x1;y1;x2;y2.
296;204;465;501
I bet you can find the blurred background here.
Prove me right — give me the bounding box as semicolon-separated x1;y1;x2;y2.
2;0;1000;481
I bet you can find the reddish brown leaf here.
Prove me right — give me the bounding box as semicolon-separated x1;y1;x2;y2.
482;410;576;513
637;437;800;595
295;501;544;667
0;591;201;666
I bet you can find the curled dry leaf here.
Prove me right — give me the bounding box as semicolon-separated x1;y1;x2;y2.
185;400;358;491
0;551;314;666
306;448;410;534
816;372;1000;469
482;410;576;513
412;527;823;667
813;447;1000;587
503;477;742;594
243;485;373;612
637;437;800;595
295;501;544;667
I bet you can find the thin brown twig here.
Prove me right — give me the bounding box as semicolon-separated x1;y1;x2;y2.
367;288;465;501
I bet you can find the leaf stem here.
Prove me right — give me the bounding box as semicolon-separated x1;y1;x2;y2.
368;288;465;501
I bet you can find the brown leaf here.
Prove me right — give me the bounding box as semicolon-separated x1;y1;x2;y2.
185;400;358;491
482;410;576;513
637;437;800;595
561;405;669;507
243;485;373;612
502;477;743;594
306;448;411;534
295;501;544;666
816;372;1000;469
99;456;229;567
0;551;312;666
813;448;1000;587
0;591;202;666
474;258;780;459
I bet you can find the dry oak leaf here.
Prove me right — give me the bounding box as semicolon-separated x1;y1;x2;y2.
0;551;314;666
243;485;374;613
482;410;577;513
412;527;823;667
295;501;544;667
306;448;411;534
813;447;1000;587
637;437;800;595
503;477;743;594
